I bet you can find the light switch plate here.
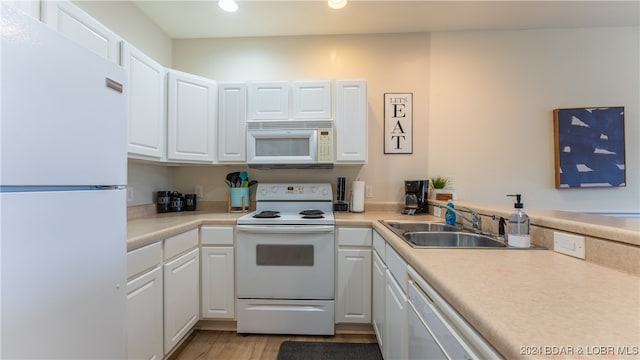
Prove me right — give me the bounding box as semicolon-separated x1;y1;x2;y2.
433;207;442;217
553;231;585;259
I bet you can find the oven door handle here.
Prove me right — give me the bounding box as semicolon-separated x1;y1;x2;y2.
236;225;334;234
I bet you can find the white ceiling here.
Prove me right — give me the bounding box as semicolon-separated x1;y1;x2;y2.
132;0;640;39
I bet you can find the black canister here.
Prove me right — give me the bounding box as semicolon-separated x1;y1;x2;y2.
170;191;184;212
156;191;171;213
185;194;197;211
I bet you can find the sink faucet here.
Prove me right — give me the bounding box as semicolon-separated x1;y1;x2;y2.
437;204;482;231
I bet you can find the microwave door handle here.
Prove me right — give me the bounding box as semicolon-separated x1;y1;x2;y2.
237;225;334;234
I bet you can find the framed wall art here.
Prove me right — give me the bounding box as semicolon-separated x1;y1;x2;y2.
553;106;626;188
384;93;413;154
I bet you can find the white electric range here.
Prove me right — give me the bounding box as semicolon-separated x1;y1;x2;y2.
236;183;335;335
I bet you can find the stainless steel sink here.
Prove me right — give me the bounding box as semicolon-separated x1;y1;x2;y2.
379;220;545;249
383;221;459;233
402;231;507;248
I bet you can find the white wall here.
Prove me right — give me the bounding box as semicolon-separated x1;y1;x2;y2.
429;28;639;212
172;34;431;205
173;28;639;212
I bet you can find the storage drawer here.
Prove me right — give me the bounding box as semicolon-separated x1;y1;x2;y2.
164;228;199;260
385;243;407;293
373;230;386;258
337;227;372;247
200;226;234;245
127;241;162;279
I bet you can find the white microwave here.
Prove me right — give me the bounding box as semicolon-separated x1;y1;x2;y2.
247;120;334;169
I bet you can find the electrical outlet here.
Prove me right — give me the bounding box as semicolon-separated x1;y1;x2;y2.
195;185;204;198
553;231;585;259
365;185;373;198
126;187;134;202
433;207;442;217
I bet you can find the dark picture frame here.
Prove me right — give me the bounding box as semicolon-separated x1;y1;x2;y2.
553;106;626;188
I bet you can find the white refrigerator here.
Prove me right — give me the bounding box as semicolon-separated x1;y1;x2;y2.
1;4;127;358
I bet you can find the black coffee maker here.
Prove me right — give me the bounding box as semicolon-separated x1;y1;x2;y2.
402;180;428;215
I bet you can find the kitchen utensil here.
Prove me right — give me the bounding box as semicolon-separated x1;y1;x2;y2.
226;172;240;187
225;180;233;187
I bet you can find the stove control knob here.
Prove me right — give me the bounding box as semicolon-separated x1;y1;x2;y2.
260;187;268;196
310;186;318;193
321;187;329;196
271;186;279;193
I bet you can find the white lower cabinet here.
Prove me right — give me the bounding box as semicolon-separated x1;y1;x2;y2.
372;249;386;351
200;225;235;319
385;268;407;360
126;242;163;360
201;247;235;318
372;230;408;360
127;267;163;360
335;227;372;324
164;247;199;354
163;229;200;355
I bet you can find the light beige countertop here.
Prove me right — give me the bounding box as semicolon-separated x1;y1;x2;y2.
127;210;243;250
372;219;640;360
128;210;639;359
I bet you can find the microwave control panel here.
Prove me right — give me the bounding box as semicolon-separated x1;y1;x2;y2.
317;130;333;162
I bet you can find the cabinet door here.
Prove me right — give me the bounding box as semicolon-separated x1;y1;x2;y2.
336;248;372;323
201;246;235;319
248;81;288;120
218;82;247;162
127;266;163;360
385;269;407;360
372;250;386;350
42;0;121;63
335;80;368;163
292;80;331;119
121;42;167;161
167;70;217;163
164;248;199;355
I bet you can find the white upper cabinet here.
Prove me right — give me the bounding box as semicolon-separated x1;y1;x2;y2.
248;81;289;120
218;82;247;162
335;80;368;163
167;70;217;163
121;42;167;161
292;80;332;119
42;0;121;63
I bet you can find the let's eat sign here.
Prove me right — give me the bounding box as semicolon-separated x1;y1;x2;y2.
384;93;413;154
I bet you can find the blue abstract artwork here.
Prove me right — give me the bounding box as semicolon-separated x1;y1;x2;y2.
553;107;626;188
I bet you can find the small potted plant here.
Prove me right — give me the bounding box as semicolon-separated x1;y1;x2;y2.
429;176;456;200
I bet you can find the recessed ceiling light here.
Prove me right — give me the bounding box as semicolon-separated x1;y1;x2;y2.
328;0;347;10
219;0;238;13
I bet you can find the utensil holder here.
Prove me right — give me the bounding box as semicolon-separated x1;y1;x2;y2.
228;187;249;213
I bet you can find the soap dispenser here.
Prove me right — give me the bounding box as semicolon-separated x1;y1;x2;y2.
445;200;456;226
507;194;530;247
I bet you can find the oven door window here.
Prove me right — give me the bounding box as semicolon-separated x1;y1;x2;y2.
256;244;314;266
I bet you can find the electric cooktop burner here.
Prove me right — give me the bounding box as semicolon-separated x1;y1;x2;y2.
299;210;325;215
300;209;325;219
253;211;280;219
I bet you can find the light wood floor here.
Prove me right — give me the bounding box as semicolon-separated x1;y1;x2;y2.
170;330;378;360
